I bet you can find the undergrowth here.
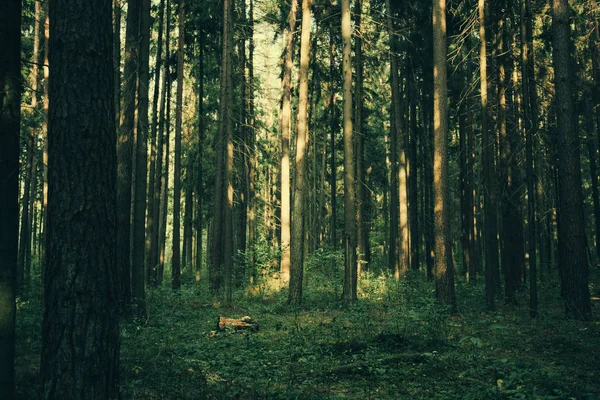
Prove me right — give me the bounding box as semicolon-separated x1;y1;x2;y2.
15;251;600;399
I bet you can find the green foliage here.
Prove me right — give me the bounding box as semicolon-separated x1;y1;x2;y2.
15;269;600;399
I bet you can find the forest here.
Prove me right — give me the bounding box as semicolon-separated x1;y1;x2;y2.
1;0;600;398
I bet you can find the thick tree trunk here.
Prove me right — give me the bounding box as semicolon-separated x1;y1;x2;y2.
0;1;21;397
41;0;119;397
280;0;297;285
341;0;357;304
172;0;185;290
432;0;457;311
289;0;312;305
551;0;592;320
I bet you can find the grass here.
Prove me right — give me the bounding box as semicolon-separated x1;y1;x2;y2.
15;258;600;399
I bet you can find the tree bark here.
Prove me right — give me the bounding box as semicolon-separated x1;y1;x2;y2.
385;0;400;278
0;1;21;397
433;0;457;311
41;0;119;396
146;0;166;285
172;0;185;290
131;0;150;316
355;0;370;275
479;0;499;310
521;0;538;316
551;0;592;320
118;0;141;307
341;0;357;304
289;0;312;305
280;0;297;285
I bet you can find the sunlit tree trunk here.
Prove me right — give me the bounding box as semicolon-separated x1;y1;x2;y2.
289;0;312;305
158;0;172;285
172;0;185;290
355;0;370;275
0;1;21;396
329;25;338;249
385;0;400;278
432;0;456;310
146;0;166;286
280;0;297;285
341;0;357;304
222;0;235;303
551;0;592;320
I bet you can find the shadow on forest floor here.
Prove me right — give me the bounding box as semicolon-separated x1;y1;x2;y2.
15;264;600;399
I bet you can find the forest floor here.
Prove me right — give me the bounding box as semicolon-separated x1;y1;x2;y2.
15;258;600;399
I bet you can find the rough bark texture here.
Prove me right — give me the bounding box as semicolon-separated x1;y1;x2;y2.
551;0;592;320
341;0;357;304
0;1;21;397
432;0;457;311
289;0;312;305
41;0;120;397
280;0;297;285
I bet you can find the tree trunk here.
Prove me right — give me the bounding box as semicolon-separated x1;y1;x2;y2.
183;152;194;269
432;0;457;311
158;43;172;285
280;0;297;285
386;0;400;278
521;0;538;316
408;65;419;272
0;0;21;397
479;0;499;310
355;0;369;275
551;0;592;320
131;0;150;316
247;0;257;276
329;26;338;250
289;0;312;305
118;0;141;307
172;0;185;290
146;0;166;286
497;6;521;305
195;43;205;283
41;0;119;396
341;0;357;304
223;0;235;303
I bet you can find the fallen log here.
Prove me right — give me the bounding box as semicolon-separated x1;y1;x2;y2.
216;316;259;332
